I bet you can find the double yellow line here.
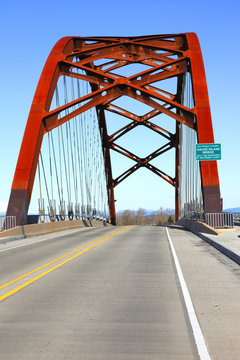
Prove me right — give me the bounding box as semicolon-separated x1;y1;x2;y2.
0;226;130;302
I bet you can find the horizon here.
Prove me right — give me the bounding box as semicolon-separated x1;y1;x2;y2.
1;201;240;217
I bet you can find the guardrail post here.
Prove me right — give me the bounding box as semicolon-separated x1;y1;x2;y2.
205;213;234;228
0;216;17;231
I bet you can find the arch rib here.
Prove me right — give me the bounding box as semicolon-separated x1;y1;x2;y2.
185;33;221;214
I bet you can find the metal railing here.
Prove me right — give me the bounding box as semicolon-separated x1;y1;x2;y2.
205;212;234;228
0;216;16;231
180;211;234;229
233;213;240;225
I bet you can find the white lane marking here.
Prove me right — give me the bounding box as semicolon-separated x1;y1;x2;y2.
0;227;98;253
165;227;212;360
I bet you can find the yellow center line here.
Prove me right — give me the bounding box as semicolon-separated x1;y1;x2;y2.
0;226;130;302
0;227;126;291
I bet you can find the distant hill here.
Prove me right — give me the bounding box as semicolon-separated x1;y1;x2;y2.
224;207;240;213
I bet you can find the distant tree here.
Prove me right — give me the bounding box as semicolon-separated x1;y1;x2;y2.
154;207;166;225
116;214;123;225
116;207;175;226
168;215;174;224
121;209;136;225
135;208;146;225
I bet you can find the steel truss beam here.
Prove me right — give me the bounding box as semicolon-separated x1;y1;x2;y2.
7;33;221;226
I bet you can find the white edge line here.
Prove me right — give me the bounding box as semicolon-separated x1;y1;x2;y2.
0;227;96;253
165;226;212;360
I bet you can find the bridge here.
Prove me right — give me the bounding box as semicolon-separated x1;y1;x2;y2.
5;33;224;227
1;33;239;359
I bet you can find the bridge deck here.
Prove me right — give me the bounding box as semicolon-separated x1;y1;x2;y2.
0;226;239;359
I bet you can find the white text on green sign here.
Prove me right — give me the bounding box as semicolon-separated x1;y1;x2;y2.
196;143;221;161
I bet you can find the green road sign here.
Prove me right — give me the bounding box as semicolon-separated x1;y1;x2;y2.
196;143;221;161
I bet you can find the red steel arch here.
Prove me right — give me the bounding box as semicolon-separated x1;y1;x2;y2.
6;33;221;226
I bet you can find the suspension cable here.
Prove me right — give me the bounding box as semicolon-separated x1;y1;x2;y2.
40;151;51;207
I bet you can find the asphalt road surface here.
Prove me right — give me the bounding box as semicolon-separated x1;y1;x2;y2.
0;226;201;359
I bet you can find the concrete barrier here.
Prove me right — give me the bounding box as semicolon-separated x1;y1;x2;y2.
0;219;108;239
176;218;221;235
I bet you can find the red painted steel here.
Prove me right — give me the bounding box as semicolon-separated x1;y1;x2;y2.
185;33;221;214
6;34;221;225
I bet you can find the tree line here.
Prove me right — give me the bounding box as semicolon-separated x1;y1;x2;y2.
116;208;175;225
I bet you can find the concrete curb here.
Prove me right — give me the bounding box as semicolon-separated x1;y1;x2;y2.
176;219;240;265
196;232;240;266
0;235;26;244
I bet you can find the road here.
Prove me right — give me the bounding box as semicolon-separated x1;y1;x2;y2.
0;224;237;359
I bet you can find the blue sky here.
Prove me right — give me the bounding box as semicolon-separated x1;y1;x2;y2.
0;0;239;213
